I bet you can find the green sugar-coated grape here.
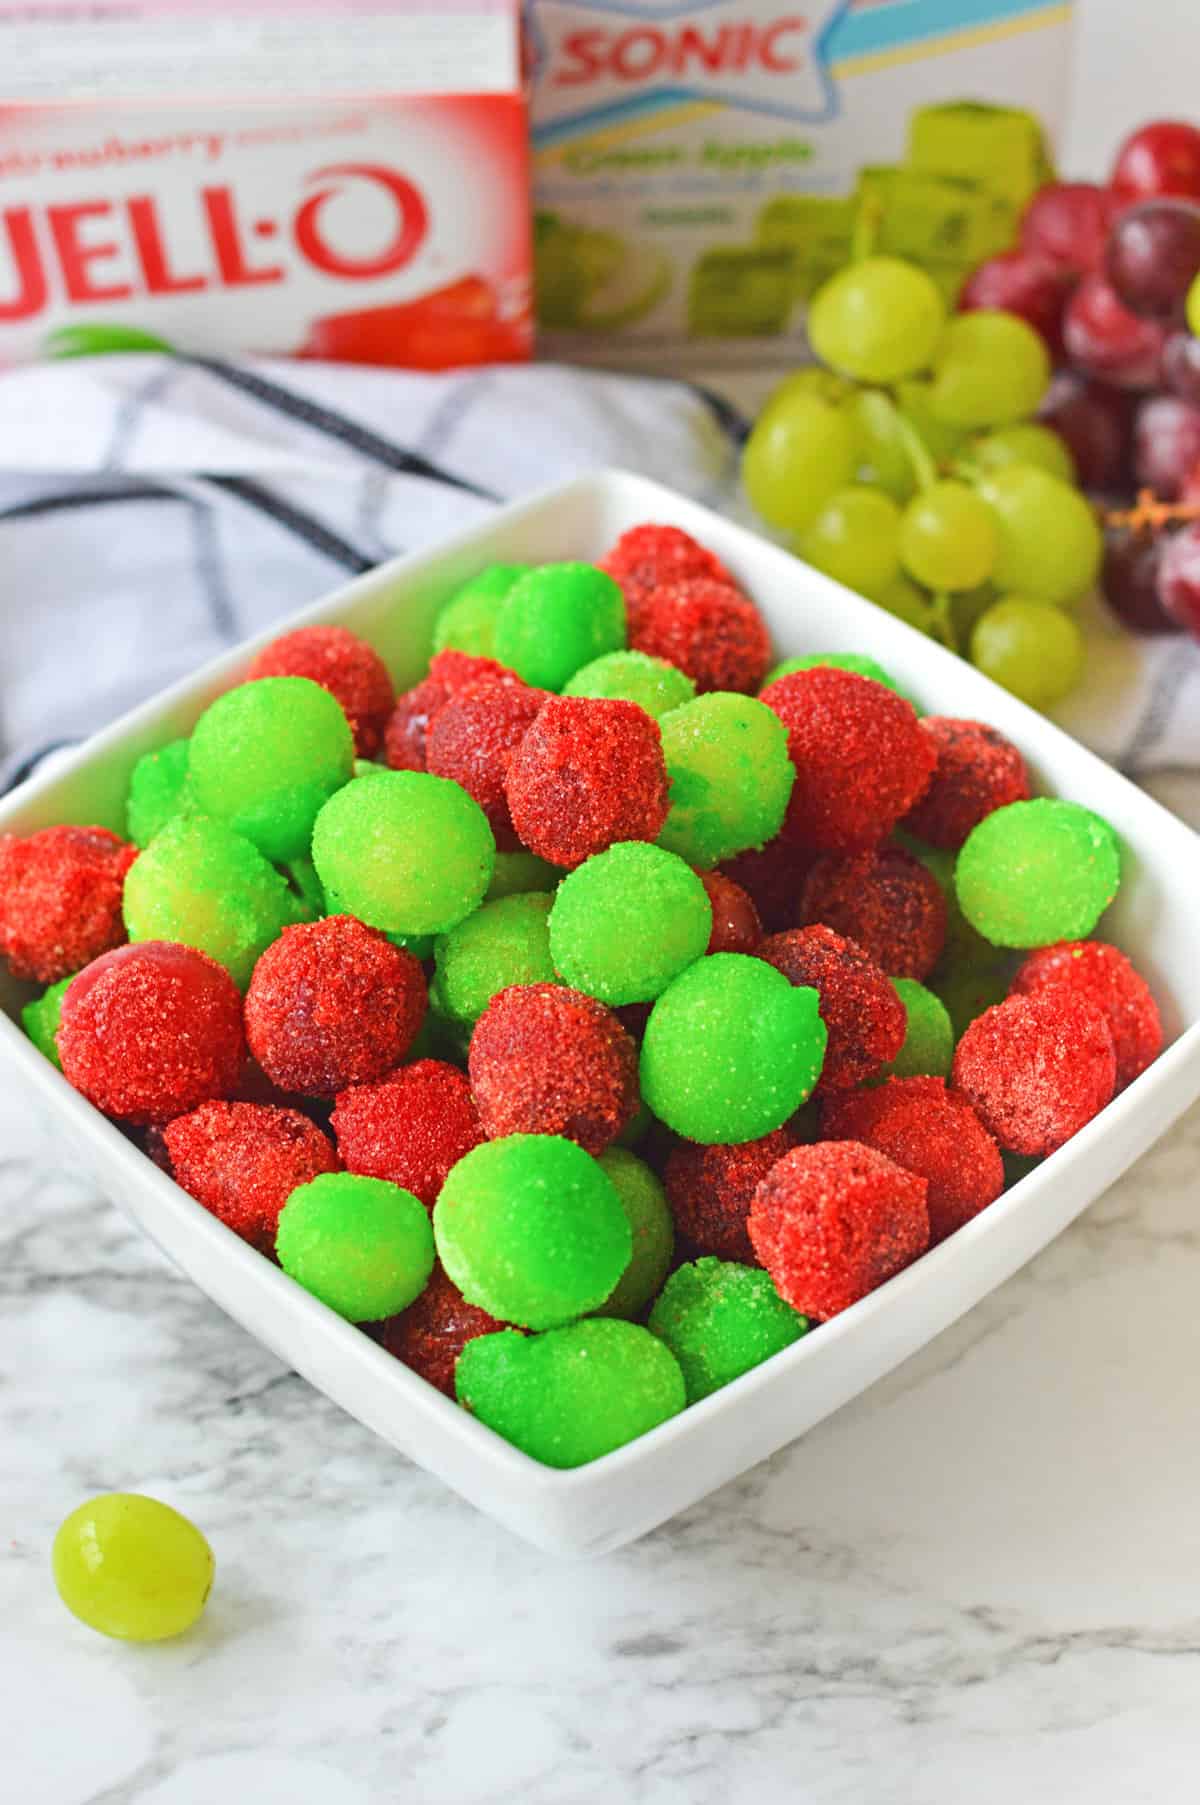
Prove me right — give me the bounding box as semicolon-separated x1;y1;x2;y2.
52;1493;214;1642
21;975;73;1068
762;652;902;695
434;1134;632;1329
973;423;1076;485
431;892;556;1031
929;311;1051;429
456;1318;685;1468
970;596;1085;709
432;563;530;658
564;649;696;719
189;677;354;863
126;738;192;848
593;1147;674;1320
808;256;946;385
799;486;902;595
312;769;494;937
741;388;858;533
493;563;625;691
486;848;562;900
276;1172;434;1322
648;1257;808;1403
640;954;827;1144
123;814;298;989
875;978;955;1080
956;798;1121;949
549;842;712;1006
975;465;1102;606
899;480;999;592
657;692;794;868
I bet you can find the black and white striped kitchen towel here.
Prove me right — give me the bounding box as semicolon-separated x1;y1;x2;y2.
0;352;1193;792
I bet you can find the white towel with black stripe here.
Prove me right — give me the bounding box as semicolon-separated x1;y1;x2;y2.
0;352;1194;792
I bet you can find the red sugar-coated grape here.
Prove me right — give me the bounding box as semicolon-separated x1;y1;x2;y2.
821;1077;1004;1246
748;1141;929;1321
384;651;519;772
1038;372;1134;492
248;625;395;759
1111;121;1200;207
163;1100;338;1253
1101;527;1179;635
1157;520;1200;637
959;250;1074;359
664;1125;796;1263
903;717;1031;850
0;825;136;984
600;524;735;633
332;1058;483;1206
244;915;427;1096
58;941;245;1125
760;667;935;854
426;678;549;850
799;847;946;980
468;981;639;1155
757;924;905;1090
630;577;771;695
1062;275;1167;391
700;870;762;955
1011;940;1163;1091
951;991;1116;1156
1106;201;1200;322
1133;395;1200;499
720;833;814;933
380;1262;507;1396
1162;331;1200;405
1020;181;1118;274
505;695;670;868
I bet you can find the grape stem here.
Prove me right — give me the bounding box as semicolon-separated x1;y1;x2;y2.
926;592;958;652
884;401;939;495
1103;487;1200;532
851;196;883;264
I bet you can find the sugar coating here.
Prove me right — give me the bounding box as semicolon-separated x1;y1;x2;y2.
332;1059;483;1207
1011;940;1162;1091
800;847;947;980
549;842;712;1006
126;739;192;848
468;982;639;1155
822;1076;1004;1245
20;974;73;1068
904;717;1030;850
748;1142;930;1320
189;677;355;863
700;870;763;954
648;1257;808;1403
600;523;735;633
664;1126;797;1262
244;916;427;1096
494;563;626;691
163;1100;338;1253
432;892;556;1030
432;564;530;659
720;832;815;933
487;848;562;900
434;1133;632;1329
380;1262;506;1396
955;799;1121;949
455;1318;686;1467
952;991;1117;1155
505;695;670;869
761;667;936;853
758;925;905;1090
248;625;395;759
123;815;306;990
657;692;794;869
58;941;245;1125
384;651;516;772
877;978;955;1081
640;953;827;1144
311;769;495;937
426;678;549;849
564;648;697;719
631;578;771;695
593;1147;675;1321
761;652;903;695
0;825;136;985
276;1171;434;1322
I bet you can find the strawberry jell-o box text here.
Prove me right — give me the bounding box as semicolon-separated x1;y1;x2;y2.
528;0;1076;369
0;0;532;368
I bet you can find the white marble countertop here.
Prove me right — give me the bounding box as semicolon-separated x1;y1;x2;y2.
3;774;1198;1805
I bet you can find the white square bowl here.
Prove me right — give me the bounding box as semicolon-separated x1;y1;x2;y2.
4;469;1200;1557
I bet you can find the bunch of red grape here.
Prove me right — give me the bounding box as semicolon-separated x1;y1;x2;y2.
963;120;1200;641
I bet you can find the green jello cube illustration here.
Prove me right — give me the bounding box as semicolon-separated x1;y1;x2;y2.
688;247;796;337
755;195;856;301
854;164;1013;266
905;101;1052;215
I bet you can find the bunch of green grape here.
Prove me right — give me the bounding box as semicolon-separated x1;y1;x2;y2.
742;256;1102;710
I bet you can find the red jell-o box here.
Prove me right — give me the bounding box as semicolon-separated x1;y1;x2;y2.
0;0;532;369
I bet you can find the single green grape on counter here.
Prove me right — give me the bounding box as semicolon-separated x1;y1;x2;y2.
52;1493;214;1641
